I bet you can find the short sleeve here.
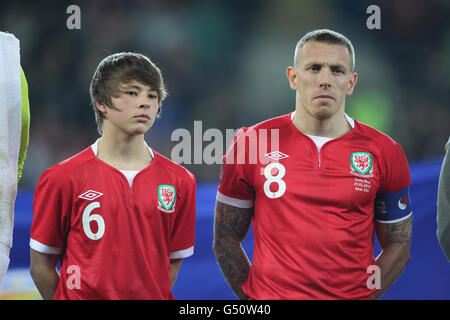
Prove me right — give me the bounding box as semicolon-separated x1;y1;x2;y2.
169;172;196;259
30;166;73;254
217;128;255;208
378;140;411;194
374;140;412;223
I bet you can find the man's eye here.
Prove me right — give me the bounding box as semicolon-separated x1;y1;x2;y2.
309;65;320;71
333;68;344;74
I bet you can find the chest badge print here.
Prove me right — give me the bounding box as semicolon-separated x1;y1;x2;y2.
350;152;374;177
158;185;176;213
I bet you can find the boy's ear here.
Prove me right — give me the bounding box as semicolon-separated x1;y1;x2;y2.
96;101;107;115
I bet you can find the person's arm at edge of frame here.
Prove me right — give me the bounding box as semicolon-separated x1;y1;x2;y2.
170;258;182;289
213;201;253;300
371;215;412;299
437;137;450;261
29;249;60;300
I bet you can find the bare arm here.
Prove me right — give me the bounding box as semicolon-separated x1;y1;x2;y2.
213;201;253;300
372;216;412;299
170;258;182;289
29;249;60;300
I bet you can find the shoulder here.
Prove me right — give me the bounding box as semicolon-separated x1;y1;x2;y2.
247;113;292;131
232;113;292;140
57;146;96;171
153;151;196;185
39;147;95;183
353;120;403;152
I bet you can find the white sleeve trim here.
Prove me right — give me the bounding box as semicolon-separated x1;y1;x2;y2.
29;238;62;255
170;246;194;259
216;191;254;209
375;211;412;224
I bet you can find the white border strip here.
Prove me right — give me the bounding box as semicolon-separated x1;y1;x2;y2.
375;211;412;224
344;113;355;128
216;191;254;209
169;246;194;259
29;239;62;255
91;139;155;159
144;142;155;159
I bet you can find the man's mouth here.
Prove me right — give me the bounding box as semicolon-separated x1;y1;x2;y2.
314;94;335;100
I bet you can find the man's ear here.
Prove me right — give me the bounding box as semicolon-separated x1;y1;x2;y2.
347;72;358;96
286;66;298;90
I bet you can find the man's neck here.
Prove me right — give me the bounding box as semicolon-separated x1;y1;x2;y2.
292;108;352;139
96;133;152;171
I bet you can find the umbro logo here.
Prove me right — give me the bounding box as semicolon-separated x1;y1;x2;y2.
78;190;103;201
265;151;289;161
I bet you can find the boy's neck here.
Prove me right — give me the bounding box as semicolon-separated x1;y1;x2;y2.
96;134;152;171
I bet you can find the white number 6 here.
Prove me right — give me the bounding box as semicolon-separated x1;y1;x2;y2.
263;163;286;199
82;201;105;240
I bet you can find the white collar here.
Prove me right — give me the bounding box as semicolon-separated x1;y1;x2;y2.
90;138;155;159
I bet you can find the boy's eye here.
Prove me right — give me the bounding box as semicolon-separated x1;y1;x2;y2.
126;91;137;96
148;94;158;99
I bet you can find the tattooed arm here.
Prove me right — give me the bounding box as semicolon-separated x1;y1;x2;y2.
371;216;412;299
213;201;253;300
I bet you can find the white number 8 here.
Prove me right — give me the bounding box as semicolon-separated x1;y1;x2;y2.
82;201;105;240
263;163;286;199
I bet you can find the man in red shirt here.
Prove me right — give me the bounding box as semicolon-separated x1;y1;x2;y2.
213;29;412;300
29;52;196;299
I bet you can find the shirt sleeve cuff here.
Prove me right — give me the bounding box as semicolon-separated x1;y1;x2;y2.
30;238;62;255
216;191;254;208
169;246;194;259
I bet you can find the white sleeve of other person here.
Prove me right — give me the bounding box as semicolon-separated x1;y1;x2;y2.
0;31;21;284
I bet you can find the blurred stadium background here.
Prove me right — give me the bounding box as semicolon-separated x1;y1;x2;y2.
0;0;449;299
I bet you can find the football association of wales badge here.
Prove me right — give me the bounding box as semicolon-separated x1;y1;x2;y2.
350;152;374;177
158;185;176;213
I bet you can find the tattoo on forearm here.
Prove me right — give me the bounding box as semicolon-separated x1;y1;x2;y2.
213;202;253;299
382;216;412;245
215;202;253;239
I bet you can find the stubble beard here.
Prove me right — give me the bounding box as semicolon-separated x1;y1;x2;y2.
311;104;335;121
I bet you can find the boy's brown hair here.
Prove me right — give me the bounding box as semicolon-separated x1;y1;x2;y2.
90;52;168;135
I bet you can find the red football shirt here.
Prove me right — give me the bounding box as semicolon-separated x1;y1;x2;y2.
30;142;196;300
217;112;411;299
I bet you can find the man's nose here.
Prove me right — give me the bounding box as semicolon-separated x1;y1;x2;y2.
318;69;332;88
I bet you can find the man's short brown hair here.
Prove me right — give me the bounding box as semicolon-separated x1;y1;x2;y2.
294;29;355;72
90;52;168;135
